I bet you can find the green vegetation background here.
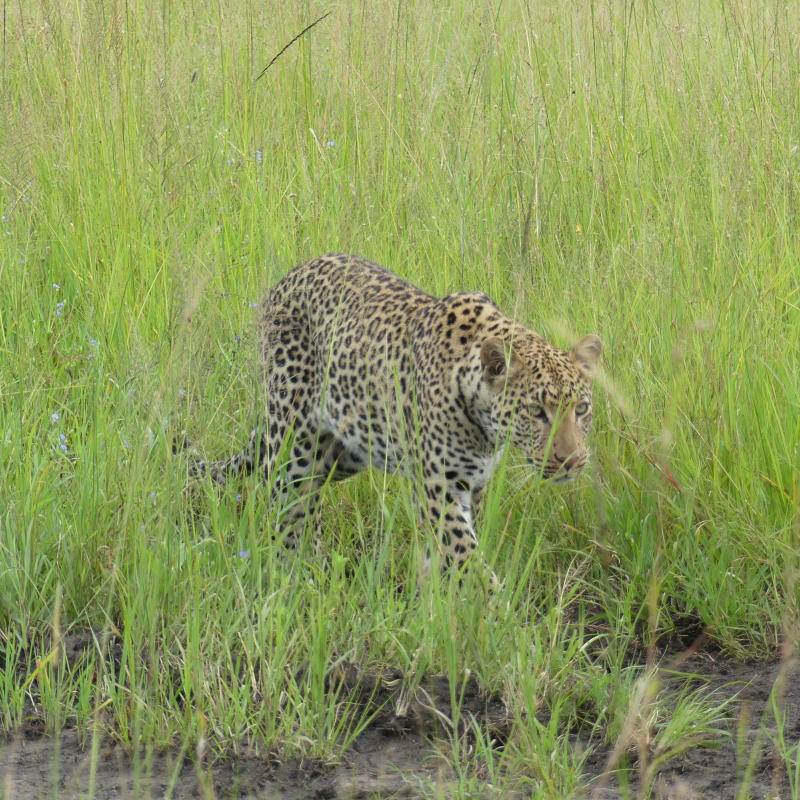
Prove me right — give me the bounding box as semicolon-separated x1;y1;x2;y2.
0;1;798;795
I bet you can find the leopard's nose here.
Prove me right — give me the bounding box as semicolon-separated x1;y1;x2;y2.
563;455;581;472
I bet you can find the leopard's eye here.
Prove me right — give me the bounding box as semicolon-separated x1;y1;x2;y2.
575;402;590;416
529;405;548;421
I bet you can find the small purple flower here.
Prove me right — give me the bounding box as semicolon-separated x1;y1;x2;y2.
52;282;61;290
55;301;64;317
326;140;335;148
248;302;258;309
59;433;67;452
178;388;187;396
122;439;129;449
89;338;98;347
255;149;263;164
236;493;242;502
237;550;250;558
51;412;60;422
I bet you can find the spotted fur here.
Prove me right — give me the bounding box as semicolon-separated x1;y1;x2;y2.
192;254;602;574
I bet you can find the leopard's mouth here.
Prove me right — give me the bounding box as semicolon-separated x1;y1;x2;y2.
528;459;573;482
532;460;582;483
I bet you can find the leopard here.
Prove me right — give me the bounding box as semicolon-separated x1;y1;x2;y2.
189;253;602;577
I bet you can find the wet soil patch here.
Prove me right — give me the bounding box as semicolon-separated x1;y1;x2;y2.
586;650;800;799
2;645;798;798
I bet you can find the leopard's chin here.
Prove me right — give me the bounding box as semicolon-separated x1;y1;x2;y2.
536;462;583;483
528;461;578;483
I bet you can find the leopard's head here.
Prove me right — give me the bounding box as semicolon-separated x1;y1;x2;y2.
481;332;602;481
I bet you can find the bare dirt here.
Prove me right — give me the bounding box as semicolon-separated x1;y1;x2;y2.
2;649;798;799
585;651;800;800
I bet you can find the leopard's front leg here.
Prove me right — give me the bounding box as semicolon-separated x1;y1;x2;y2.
422;472;478;571
420;462;500;589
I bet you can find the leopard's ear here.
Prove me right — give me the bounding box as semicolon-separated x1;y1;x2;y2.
569;334;603;377
481;337;519;384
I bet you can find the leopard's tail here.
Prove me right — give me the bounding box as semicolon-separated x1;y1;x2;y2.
176;426;268;484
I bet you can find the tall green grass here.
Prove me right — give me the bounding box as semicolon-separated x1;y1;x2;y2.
1;0;798;795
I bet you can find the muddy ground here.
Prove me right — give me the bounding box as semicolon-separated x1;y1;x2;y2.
2;650;798;799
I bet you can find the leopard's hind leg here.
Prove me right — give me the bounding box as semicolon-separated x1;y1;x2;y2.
259;318;349;551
